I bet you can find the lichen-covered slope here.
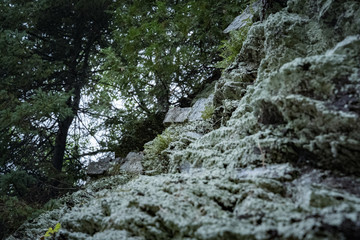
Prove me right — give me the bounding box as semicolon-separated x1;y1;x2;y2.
10;166;360;240
195;0;360;175
8;0;360;239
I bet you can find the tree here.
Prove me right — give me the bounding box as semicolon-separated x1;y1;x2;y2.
0;1;113;237
1;0;113;173
30;0;113;172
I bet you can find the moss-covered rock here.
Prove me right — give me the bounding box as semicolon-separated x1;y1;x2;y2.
8;167;360;240
208;0;360;175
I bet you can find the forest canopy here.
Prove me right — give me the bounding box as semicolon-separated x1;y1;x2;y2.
0;0;252;237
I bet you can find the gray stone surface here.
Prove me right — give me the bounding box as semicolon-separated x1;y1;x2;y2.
224;0;261;33
120;152;144;174
86;157;112;176
188;95;214;122
163;107;191;124
163;95;214;125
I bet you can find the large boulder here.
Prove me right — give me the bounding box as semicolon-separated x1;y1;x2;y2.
87;152;144;177
188;95;214;122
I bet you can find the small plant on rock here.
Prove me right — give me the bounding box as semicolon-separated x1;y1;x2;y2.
201;104;215;121
144;129;174;157
143;129;177;174
216;18;252;69
40;223;61;240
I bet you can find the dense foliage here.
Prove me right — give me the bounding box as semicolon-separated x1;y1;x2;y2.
101;0;252;156
0;0;113;237
0;0;252;238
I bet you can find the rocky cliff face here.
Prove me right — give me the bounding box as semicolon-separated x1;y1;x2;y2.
8;0;360;239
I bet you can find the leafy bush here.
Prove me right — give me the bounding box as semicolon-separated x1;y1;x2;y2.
0;170;78;239
0;170;38;239
106;111;165;158
0;196;39;239
0;171;37;197
148;131;173;154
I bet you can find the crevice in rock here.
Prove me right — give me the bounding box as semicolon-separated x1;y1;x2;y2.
211;196;236;212
255;100;286;125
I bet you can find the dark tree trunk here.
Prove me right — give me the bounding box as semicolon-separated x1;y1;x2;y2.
155;76;170;117
52;116;74;171
52;83;82;172
46;0;108;172
157;92;170;117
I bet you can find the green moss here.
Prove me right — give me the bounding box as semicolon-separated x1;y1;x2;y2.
201;104;215;121
108;163;122;176
43;199;62;211
145;130;174;155
143;129;178;174
216;18;252;69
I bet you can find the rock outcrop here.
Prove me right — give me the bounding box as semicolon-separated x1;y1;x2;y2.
8;0;360;239
86;157;113;177
119;152;144;174
163;95;214;125
223;0;261;33
87;152;144;177
211;0;360;175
